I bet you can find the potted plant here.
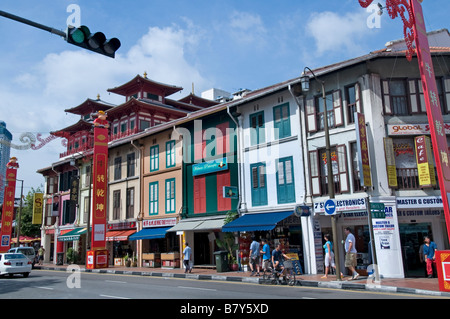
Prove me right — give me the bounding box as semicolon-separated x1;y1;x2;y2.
131;254;137;267
66;248;78;264
216;211;239;271
124;254;131;267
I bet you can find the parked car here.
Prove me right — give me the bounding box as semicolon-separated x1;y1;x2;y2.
0;253;32;277
8;247;36;267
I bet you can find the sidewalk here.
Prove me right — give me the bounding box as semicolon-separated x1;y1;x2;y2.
34;263;450;298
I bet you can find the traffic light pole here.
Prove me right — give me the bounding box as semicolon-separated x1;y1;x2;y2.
0;10;66;38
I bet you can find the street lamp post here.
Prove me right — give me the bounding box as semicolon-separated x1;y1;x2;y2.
301;67;342;281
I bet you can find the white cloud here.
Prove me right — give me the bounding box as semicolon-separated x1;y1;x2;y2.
228;11;267;46
305;10;371;56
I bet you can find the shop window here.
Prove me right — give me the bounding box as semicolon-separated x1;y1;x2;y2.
127;153;135;177
113;190;120;220
126;187;134;219
251;162;268;207
150;145;159;172
249;111;265;146
166;140;176;168
276;157;295;204
382;79;408;115
165;178;175;214
217;171;231;212
273;103;291;140
193;176;206;214
114;157;122;180
346;83;362;124
149;182;158;215
62;200;76;225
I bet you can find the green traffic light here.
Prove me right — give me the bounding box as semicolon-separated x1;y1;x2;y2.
68;26;84;44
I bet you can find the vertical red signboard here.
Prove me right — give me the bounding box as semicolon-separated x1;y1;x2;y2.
91;126;108;251
411;0;450;243
0;167;18;253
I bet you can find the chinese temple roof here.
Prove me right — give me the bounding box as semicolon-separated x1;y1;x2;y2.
64;96;115;116
50;119;92;139
107;74;183;97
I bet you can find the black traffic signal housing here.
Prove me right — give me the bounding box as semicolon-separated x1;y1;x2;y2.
66;25;121;58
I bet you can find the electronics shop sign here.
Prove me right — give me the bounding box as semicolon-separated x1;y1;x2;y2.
314;198;366;214
396;196;443;209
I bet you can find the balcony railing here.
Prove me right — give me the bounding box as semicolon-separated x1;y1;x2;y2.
396;167;439;190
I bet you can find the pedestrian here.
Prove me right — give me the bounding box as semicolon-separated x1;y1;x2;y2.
423;236;437;278
260;239;271;273
419;242;427;277
249;236;261;276
38;246;45;265
183;242;192;273
321;234;341;279
344;227;359;280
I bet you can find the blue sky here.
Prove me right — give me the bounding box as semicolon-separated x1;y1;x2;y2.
0;0;448;190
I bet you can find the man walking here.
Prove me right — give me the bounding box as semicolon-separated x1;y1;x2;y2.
249;236;261;276
423;236;437;278
183;242;192;273
344;227;359;280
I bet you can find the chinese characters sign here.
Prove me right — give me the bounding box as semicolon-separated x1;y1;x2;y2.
411;0;450;240
91;127;108;250
0;168;17;252
415;135;436;187
355;112;372;187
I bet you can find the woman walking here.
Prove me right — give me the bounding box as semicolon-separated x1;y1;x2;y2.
322;234;341;279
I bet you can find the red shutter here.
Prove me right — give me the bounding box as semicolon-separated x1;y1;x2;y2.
216;171;231;211
216;122;229;156
194;130;206;161
194;176;206;214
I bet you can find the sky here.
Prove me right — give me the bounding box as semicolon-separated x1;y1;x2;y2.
0;0;448;193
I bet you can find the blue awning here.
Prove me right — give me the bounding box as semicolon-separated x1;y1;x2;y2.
222;211;293;232
129;227;171;241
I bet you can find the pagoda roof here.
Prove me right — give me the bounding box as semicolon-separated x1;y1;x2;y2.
65;97;115;116
50;119;92;139
177;93;219;108
106;97;190;120
107;74;183;97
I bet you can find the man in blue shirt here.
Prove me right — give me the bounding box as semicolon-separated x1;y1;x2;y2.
183;242;192;273
423;236;437;278
260;239;271;272
249;237;261;276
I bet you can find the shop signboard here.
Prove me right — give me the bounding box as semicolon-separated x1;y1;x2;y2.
383;138;398;188
223;186;238;199
314;197;366;214
436;250;450;292
0;167;17;253
414;135;436;187
355;112;372;187
142;218;177;228
32;192;44;225
192;157;228;176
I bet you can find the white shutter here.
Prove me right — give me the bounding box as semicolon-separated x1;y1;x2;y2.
382;80;392;115
337;144;349;193
306;98;317;133
355;82;362;114
309;150;321;196
408;79;420;114
333;90;344;127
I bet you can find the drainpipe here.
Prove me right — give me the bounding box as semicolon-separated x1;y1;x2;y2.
227;105;243;215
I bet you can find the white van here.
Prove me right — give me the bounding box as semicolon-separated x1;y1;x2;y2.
8;247;36;267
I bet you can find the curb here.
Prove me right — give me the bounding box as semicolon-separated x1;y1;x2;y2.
35;266;450;298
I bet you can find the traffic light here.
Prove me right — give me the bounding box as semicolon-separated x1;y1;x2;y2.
66;25;121;58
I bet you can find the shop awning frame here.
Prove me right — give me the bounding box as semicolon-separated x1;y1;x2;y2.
128;227;171;241
106;229;136;241
58;228;87;242
166;217;226;232
222;211;294;232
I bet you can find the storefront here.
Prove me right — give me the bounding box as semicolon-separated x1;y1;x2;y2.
222;208;309;274
57;227;87;264
131;218;180;268
106;221;137;266
396;196;450;277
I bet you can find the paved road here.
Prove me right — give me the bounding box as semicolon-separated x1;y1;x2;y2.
0;269;444;301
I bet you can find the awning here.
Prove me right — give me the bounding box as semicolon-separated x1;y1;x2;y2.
106;229;136;241
166;220;203;232
129;227;171;241
166;218;225;232
222;211;294;232
58;228;87;242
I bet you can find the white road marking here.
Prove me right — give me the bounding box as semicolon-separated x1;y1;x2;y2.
177;286;217;292
100;294;131;299
105;280;127;284
36;286;54;290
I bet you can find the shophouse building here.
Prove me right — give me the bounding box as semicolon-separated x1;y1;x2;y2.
301;29;450;278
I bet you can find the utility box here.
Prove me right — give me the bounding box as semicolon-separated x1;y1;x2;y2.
214;251;229;272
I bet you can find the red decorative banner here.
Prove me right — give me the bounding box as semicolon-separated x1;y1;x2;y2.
436;250;450;292
91;127;108;250
0;167;18;253
411;0;450;240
